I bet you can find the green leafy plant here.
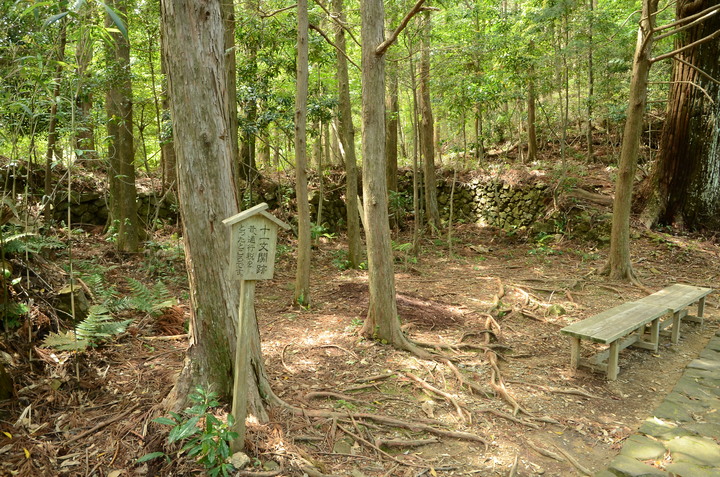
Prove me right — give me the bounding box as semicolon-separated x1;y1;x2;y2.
310;223;335;240
138;387;238;477
42;305;132;351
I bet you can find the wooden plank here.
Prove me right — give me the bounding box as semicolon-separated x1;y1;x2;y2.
560;302;670;344
636;284;712;313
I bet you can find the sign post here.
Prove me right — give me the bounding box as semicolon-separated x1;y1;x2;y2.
222;203;289;452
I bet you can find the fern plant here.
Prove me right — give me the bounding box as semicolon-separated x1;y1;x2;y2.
126;277;176;316
42;305;132;351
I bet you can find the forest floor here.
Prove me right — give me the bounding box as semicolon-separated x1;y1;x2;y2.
1;162;720;477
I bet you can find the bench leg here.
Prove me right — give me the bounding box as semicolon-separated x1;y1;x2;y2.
569;337;580;372
607;341;619;380
697;297;706;326
649;318;659;351
671;311;681;344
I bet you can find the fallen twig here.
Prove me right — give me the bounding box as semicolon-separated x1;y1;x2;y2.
66;405;138;444
317;344;358;359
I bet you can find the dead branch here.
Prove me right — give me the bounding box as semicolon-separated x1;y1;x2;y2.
139;334;188;341
66;405;138;444
552;444;593;475
309;24;360;70
258;4;296;18
375;437;439;448
236;470;283;477
403;372;470;423
305;391;365;403
566;188;614;205
376;0;428;56
313;0;361;47
672;57;720;85
651;28;720;63
653;3;720;33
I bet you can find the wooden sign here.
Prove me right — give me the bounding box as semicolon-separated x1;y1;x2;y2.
223;203;290;281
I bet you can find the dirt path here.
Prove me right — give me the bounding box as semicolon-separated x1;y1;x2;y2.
1;222;718;476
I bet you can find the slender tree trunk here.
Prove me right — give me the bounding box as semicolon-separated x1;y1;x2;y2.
294;0;311;306
603;0;658;279
75;12;97;165
640;0;720;230
222;0;240;189
527;68;538;162
386;64;399;194
586;0;595;160
358;0;404;346
160;0;271;418
333;0;362;268
159;50;177;193
45;21;67;195
419;11;440;230
105;0;139;252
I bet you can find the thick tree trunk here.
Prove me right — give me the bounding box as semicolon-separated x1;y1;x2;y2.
105;0;139;253
160;0;270;418
640;0;720;230
294;0;311;307
419;12;440;230
333;0;362;268
603;0;658;280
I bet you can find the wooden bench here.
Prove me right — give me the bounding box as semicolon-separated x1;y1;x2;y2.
560;302;670;380
560;284;713;380
634;284;712;343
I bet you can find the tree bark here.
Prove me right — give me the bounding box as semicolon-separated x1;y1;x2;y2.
603;0;658;280
419;11;440;230
294;0;311;306
640;0;720;230
333;0;362;268
160;0;270;419
386;63;399;194
221;0;240;189
359;0;426;357
105;0;139;253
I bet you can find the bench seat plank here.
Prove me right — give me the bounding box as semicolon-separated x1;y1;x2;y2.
635;284;712;313
560;302;670;344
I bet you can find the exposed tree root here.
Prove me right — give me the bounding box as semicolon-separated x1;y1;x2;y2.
552;444;592;475
478;407;540;430
403;371;470;423
305;391;366;403
526;440;564;461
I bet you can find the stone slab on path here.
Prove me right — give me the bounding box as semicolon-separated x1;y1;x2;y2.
597;328;720;477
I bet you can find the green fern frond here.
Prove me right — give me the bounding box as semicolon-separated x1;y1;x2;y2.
42;331;91;351
126;277;176;316
43;306;131;351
